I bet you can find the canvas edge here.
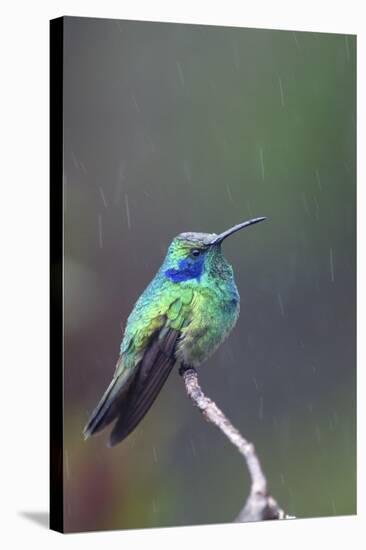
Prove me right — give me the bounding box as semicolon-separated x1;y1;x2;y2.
50;15;65;534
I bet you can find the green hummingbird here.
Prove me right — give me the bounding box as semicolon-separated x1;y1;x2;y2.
83;217;266;446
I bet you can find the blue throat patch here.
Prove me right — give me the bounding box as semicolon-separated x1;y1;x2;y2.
164;256;205;283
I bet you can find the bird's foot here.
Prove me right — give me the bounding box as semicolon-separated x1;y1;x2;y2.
179;364;196;377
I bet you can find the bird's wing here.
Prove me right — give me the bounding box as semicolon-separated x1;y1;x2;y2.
108;325;180;446
83;288;194;446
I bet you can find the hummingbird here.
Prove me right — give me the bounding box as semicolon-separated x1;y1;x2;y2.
83;217;266;447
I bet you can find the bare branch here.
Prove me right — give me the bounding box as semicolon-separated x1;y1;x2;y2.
179;365;291;522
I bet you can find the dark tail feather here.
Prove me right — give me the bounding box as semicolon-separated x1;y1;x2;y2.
83;366;132;440
84;327;179;446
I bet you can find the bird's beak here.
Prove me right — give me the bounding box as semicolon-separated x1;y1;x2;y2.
210;217;267;245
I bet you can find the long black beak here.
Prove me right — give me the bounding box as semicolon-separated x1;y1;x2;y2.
210;217;267;245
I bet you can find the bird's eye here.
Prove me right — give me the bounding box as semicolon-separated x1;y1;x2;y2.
191;248;201;258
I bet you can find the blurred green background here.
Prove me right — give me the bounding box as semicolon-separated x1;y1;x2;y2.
62;17;356;532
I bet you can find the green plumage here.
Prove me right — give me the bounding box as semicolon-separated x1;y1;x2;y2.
83;218;266;446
